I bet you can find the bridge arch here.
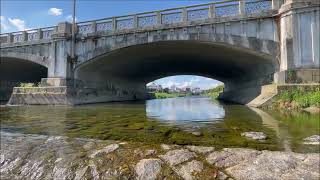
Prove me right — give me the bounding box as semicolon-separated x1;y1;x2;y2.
0;51;50;68
75;39;277;104
0;53;48;101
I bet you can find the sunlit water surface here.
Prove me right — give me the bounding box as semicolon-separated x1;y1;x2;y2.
0;96;319;153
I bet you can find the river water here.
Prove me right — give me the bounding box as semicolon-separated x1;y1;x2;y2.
0;96;319;153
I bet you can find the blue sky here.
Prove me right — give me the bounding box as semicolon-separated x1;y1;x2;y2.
1;0;215;32
1;0;222;89
150;75;222;90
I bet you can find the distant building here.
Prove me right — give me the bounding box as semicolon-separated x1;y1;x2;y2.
191;87;202;95
169;85;177;93
146;82;162;92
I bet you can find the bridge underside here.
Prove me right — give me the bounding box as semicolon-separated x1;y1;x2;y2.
0;58;47;101
75;41;275;104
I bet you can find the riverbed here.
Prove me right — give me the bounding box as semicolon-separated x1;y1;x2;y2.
1;96;320;179
1;96;319;153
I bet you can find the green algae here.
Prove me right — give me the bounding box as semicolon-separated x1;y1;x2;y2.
0;98;319;153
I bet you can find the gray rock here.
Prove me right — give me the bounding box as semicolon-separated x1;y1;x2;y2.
241;132;267;140
89;144;119;158
145;149;157;156
186;145;215;154
303;135;320;145
83;142;96;150
191;132;202;136
160;144;180;150
160;144;171;150
225;151;320;180
176;160;203;180
135;159;163;180
74;166;89;180
206;148;260;168
134;149;144;157
217;171;229;180
159;149;196;166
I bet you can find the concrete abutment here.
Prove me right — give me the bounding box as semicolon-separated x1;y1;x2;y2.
1;0;319;105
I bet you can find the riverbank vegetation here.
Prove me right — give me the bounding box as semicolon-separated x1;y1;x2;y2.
154;92;191;99
202;85;224;99
272;89;320;110
18;82;40;87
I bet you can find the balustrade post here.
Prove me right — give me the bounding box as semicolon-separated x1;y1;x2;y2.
209;4;216;18
37;29;43;40
91;21;97;33
156;11;162;25
272;0;281;10
22;31;28;41
8;33;14;43
239;0;246;16
182;7;188;23
133;15;138;29
112;17;117;32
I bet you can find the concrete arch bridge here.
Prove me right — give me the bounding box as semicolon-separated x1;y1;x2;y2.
0;0;319;105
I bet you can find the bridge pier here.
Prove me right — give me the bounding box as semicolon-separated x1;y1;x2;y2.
41;22;75;87
1;0;319;105
275;0;320;83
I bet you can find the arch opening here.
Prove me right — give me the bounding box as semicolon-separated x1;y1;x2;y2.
146;75;223;96
0;58;48;102
75;41;276;104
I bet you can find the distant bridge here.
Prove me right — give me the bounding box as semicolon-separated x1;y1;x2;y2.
0;0;319;104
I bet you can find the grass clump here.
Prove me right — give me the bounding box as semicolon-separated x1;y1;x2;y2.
154;92;190;99
276;89;320;108
18;83;36;87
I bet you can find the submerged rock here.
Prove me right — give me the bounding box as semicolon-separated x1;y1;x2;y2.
191;131;202;136
160;144;171;150
160;144;179;150
89;144;119;158
135;159;163;180
176;160;203;180
241;132;267;140
303;106;320;114
186;145;215;154
303;135;320;145
145;149;157;156
159;149;196;166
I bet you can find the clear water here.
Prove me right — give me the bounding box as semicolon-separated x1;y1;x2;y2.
0;96;319;153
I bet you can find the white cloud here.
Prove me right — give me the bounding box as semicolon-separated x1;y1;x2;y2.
0;16;9;31
48;8;63;16
8;18;25;31
66;15;77;22
153;75;223;90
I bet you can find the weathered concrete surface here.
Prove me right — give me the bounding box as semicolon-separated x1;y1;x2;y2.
1;131;319;180
7;86;140;105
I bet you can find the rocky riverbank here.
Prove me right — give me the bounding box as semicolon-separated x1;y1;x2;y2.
1;131;319;180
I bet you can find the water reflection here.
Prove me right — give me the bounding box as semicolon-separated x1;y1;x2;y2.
146;96;225;122
0;97;319;153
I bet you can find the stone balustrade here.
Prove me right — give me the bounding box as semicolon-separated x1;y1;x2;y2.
0;0;279;44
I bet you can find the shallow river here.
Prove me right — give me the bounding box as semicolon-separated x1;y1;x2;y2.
0;96;319;153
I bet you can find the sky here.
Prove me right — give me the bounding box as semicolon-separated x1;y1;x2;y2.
149;75;222;90
1;0;222;89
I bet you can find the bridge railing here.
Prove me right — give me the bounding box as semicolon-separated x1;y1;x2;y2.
1;0;278;44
